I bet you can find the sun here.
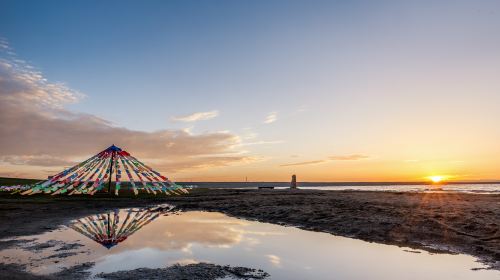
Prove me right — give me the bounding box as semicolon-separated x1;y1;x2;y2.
429;176;444;183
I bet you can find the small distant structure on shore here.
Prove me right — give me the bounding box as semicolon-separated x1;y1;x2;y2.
290;174;297;189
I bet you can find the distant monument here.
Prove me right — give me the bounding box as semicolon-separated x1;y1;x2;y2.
290;174;297;189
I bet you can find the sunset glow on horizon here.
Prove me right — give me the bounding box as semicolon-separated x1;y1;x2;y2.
429;176;445;184
1;1;499;182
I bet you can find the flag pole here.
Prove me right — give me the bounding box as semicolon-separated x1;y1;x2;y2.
107;150;115;195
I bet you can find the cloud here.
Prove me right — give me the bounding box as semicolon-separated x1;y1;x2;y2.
329;154;370;161
281;154;370;167
171;110;219;122
0;42;251;176
263;112;277;124
0;170;33;179
153;155;258;173
241;127;258;140
280;160;326;167
238;140;284;146
0;155;77;167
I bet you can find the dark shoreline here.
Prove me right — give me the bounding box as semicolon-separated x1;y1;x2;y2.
0;189;498;277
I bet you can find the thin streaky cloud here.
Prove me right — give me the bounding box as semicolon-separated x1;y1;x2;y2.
263;112;277;124
280;160;326;167
0;155;76;167
171;110;219;122
329;154;370;161
241;127;258;140
281;154;370;167
238;140;284;146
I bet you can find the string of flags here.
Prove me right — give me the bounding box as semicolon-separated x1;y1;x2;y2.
20;145;189;196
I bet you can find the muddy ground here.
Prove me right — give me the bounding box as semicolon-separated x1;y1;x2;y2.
0;189;499;278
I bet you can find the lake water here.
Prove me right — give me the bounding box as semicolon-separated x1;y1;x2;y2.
187;183;500;194
296;183;500;194
0;206;498;279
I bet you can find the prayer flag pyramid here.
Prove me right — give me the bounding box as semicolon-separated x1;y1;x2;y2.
21;145;188;196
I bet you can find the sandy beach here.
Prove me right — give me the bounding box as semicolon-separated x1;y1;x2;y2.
0;189;498;277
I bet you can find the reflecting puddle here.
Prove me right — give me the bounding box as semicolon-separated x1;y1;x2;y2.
69;207;163;249
0;206;499;280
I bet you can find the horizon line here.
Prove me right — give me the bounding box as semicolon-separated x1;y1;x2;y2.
2;177;499;185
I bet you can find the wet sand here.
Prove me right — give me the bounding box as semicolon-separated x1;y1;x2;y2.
96;263;269;280
0;262;268;280
0;189;498;277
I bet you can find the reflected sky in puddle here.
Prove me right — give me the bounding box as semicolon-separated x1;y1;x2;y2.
1;206;499;280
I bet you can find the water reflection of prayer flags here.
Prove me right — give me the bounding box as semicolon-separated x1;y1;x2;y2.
69;207;168;249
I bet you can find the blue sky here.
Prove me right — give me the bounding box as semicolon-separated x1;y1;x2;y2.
1;0;499;181
0;0;398;132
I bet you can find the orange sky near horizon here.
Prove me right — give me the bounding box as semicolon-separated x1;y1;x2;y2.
2;151;498;183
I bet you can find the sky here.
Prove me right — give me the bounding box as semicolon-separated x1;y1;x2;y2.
0;0;499;182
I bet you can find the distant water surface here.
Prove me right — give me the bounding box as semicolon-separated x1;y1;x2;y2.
182;182;500;194
298;184;500;194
